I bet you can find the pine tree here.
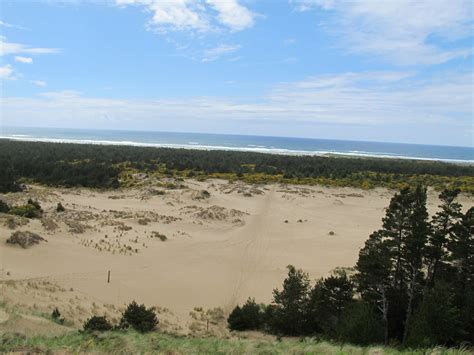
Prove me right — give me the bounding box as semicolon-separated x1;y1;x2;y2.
337;301;384;345
402;185;429;344
407;282;462;347
381;187;413;295
270;265;310;335
355;231;392;345
425;189;462;286
227;298;264;331
0;156;20;193
356;186;429;344
448;207;474;342
305;270;353;335
119;301;158;333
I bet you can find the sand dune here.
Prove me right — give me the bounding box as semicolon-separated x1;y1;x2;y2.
1;179;472;334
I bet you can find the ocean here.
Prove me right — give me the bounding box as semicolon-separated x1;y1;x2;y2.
1;126;473;163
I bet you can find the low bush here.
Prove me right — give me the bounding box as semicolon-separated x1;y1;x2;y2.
119;301;158;333
51;308;65;325
0;199;10;213
6;231;46;248
56;202;65;212
9;200;43;219
228;298;265;331
83;315;113;332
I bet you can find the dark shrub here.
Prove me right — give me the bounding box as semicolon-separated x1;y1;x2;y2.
120;301;158;333
83;315;113;332
0;199;10;213
52;308;61;319
228;298;264;331
27;199;42;211
406;282;462;347
51;308;64;324
336;301;384;345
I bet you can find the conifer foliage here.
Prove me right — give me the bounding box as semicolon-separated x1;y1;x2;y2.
228;186;473;348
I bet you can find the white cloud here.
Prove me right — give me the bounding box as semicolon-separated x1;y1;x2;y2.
2;70;472;145
15;56;33;64
294;0;474;65
30;80;47;87
0;20;27;30
202;44;241;62
0;20;12;27
0;64;16;80
267;71;472;128
0;37;60;56
206;0;255;31
115;0;255;33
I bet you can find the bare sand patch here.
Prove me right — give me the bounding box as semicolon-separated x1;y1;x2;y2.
1;180;472;334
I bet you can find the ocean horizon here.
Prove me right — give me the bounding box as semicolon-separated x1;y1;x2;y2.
1;126;473;163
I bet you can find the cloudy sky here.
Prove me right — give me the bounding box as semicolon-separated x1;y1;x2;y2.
1;0;473;146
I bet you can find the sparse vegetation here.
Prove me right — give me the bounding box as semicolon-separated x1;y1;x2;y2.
6;231;46;248
151;231;167;241
8;199;43;219
56;202;65;212
138;218;150;225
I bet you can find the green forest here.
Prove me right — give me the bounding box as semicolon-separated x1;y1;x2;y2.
1;140;473;193
228;187;473;348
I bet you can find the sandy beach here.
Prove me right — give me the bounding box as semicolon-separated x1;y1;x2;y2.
1;178;473;335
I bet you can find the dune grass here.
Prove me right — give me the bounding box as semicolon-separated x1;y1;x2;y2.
1;330;471;354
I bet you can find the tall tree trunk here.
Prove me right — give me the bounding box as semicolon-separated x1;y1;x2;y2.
377;285;389;346
382;288;389;346
402;267;417;345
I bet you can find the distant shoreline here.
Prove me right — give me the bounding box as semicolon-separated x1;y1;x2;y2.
1;135;472;165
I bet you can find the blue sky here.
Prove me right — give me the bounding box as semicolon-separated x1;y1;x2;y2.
1;0;473;147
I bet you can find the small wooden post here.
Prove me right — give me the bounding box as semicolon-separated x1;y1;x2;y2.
107;270;111;283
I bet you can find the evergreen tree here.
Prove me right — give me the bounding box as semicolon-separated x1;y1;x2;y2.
336;301;384;345
305;271;353;335
402;186;429;344
381;187;413;295
356;186;429;344
0;156;20;193
270;265;310;335
425;189;462;286
407;282;462;347
355;231;392;344
119;301;158;333
448;207;474;342
227;298;264;331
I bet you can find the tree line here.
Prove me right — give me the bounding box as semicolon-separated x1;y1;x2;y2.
1;140;473;193
228;187;473;348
